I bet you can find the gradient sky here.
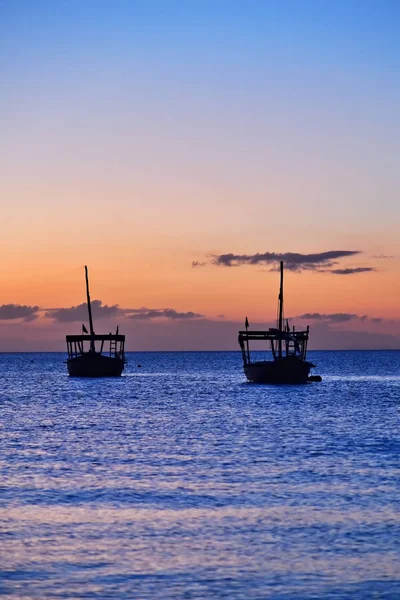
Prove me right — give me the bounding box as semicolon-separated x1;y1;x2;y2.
1;0;399;350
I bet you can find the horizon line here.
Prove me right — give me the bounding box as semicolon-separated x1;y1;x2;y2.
1;348;399;354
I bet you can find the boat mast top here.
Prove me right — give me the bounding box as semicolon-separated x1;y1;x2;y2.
278;261;283;358
85;266;95;351
278;261;284;332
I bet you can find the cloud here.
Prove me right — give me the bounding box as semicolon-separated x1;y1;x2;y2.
191;260;207;268
46;300;120;322
298;312;359;323
45;301;203;322
0;304;40;321
371;254;394;259
125;308;203;320
199;250;361;271
1;315;398;352
329;267;375;275
297;312;390;324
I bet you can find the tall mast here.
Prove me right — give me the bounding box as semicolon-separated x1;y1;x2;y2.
278;261;283;358
85;266;95;351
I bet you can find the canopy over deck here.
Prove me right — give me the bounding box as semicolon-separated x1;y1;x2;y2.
66;334;125;342
238;329;309;341
66;333;125;360
238;327;309;366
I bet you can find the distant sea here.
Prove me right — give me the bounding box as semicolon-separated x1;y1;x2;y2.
1;351;400;599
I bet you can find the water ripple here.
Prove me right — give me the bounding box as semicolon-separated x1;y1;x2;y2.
1;350;400;598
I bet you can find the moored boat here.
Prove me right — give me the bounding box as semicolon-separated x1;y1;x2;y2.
238;261;320;384
66;266;125;377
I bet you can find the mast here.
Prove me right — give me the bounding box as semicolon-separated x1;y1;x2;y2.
278;261;283;358
85;266;95;352
245;316;251;364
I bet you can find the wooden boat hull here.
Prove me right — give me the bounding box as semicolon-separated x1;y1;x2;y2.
244;358;313;384
67;353;125;377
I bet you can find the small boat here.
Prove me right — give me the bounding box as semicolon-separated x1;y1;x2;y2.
238;261;320;384
66;266;125;377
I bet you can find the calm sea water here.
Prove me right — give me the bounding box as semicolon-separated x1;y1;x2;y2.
1;351;400;599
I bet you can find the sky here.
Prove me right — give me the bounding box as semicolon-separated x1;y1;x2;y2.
1;0;399;350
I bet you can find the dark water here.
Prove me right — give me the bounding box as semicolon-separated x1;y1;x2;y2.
1;351;400;599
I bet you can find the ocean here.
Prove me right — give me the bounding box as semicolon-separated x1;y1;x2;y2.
1;351;399;599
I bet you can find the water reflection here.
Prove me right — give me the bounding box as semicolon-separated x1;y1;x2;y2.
1;351;400;598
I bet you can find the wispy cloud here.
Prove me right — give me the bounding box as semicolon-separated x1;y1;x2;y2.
193;249;378;275
211;250;360;270
297;312;389;324
193;250;373;273
329;267;375;275
125;308;203;320
298;312;360;323
191;261;207;268
0;304;39;321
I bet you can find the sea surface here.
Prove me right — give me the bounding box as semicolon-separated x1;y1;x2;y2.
1;351;400;599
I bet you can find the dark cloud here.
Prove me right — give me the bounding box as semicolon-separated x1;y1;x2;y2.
46;300;120;322
329;267;375;275
126;308;203;320
371;254;394;259
0;304;39;321
204;250;361;271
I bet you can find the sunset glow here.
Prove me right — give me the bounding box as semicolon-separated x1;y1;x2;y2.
1;1;399;350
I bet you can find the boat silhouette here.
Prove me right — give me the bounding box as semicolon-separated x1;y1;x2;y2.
66;266;125;377
238;261;320;384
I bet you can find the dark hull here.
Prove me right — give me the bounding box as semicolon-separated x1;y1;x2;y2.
244;358;313;384
67;353;124;377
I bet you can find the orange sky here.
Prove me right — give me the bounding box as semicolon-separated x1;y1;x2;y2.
1;2;399;349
